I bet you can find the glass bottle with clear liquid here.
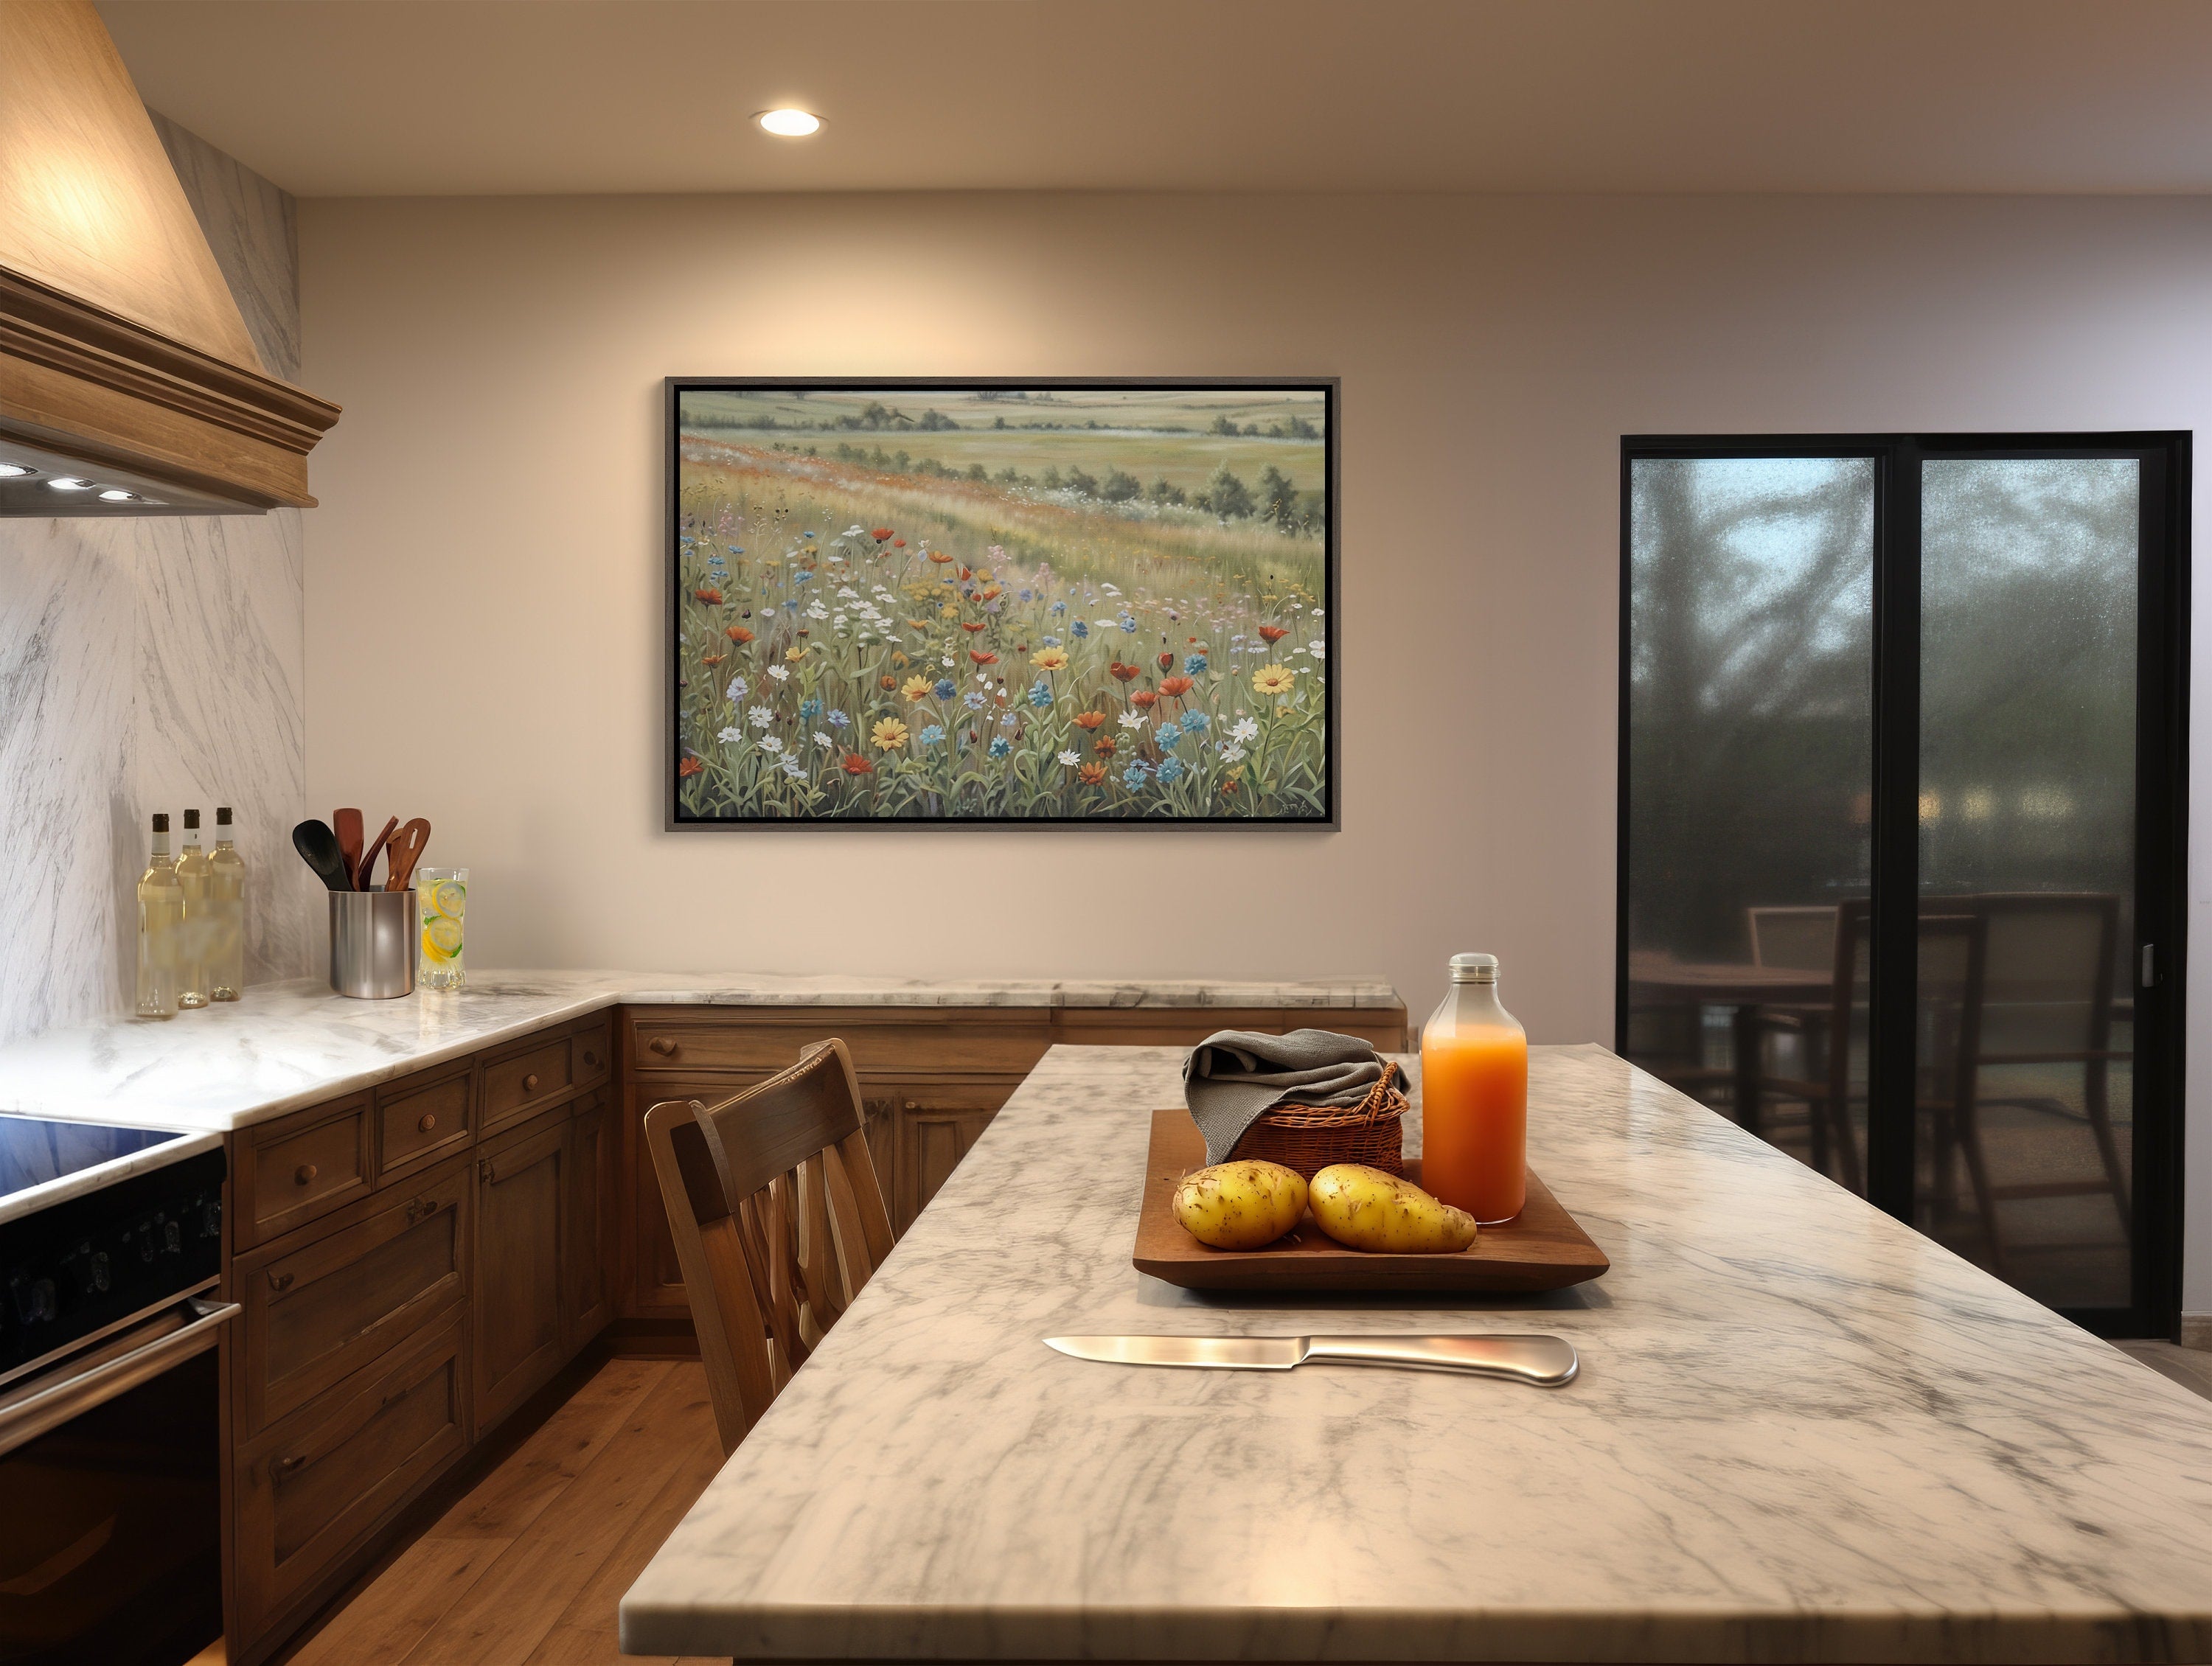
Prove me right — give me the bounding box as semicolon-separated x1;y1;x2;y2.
208;806;246;1002
136;813;183;1020
1420;952;1528;1224
175;809;211;1009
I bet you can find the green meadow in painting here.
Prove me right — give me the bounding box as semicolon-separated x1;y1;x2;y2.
669;383;1333;822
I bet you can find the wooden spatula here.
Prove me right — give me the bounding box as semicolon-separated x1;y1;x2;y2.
356;815;400;890
383;818;431;893
335;808;364;890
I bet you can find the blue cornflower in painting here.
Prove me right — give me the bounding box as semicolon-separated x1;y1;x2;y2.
1051;601;1068;614
933;679;956;700
963;691;987;711
917;725;945;747
782;599;800;612
1071;619;1089;638
800;697;823;721
1121;761;1152;790
988;736;1012;759
1018;589;1034;602
1027;680;1053;709
801;531;816;540
1180;710;1211;734
827;709;850;730
1184;654;1208;675
728;545;744;555
1156;756;1185;787
1040;635;1061;648
1119;614;1138;632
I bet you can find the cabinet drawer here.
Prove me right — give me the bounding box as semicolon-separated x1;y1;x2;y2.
237;1160;469;1435
629;1012;1050;1078
240;1098;373;1249
483;1035;572;1132
233;1308;469;1647
378;1066;473;1181
571;1018;612;1086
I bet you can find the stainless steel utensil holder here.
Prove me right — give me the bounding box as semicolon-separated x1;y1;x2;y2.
329;890;414;998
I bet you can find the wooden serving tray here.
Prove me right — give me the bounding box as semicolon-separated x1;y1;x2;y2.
1133;1109;1610;1292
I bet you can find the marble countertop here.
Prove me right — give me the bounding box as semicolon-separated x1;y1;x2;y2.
0;972;1397;1135
621;1043;2212;1664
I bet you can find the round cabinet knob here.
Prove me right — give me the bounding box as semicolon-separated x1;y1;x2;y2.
522;1072;540;1092
904;1101;919;1111
294;1163;318;1185
418;1112;437;1133
582;1051;599;1067
648;1038;677;1056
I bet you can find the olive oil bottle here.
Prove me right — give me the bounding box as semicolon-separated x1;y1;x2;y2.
136;813;182;1020
176;809;210;1009
208;806;245;1002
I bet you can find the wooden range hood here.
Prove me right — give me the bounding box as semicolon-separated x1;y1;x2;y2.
0;0;338;515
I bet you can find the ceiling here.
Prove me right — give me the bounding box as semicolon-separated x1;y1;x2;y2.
97;0;2212;198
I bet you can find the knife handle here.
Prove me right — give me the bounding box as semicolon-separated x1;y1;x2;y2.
1305;1334;1577;1387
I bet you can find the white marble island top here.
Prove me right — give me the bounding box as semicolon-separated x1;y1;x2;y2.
621;1043;2212;1664
0;972;1397;1134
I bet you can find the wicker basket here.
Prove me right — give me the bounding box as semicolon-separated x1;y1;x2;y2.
1228;1063;1406;1179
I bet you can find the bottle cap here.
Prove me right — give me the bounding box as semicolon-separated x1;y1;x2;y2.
183;809;201;830
1449;952;1498;983
216;806;232;826
151;812;170;832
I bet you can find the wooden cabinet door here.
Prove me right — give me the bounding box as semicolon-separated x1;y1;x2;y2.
472;1112;567;1432
563;1092;614;1352
627;1073;762;1317
232;1309;469;1648
893;1093;1002;1234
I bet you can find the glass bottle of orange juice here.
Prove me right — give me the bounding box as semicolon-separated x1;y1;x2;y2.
1421;952;1528;1224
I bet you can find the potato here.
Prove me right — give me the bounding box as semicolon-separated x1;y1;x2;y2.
1173;1160;1310;1250
1308;1164;1478;1254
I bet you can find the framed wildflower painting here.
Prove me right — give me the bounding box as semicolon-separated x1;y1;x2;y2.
667;378;1336;826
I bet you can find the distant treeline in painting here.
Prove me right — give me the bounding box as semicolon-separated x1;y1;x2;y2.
671;385;1332;821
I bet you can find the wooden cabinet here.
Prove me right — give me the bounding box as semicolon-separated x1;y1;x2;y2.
235;1158;468;1435
232;1309;470;1644
471;1109;569;1430
235;1096;372;1249
376;1064;473;1182
482;1031;574;1134
877;1089;1000;1234
563;1091;615;1351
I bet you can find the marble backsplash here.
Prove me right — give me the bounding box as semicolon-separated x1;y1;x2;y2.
0;119;315;1045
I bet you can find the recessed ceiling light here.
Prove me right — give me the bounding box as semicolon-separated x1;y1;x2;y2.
98;489;135;501
754;108;822;138
0;463;29;478
46;477;92;491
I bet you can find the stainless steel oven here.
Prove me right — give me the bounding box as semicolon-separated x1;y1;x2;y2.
0;1131;229;1666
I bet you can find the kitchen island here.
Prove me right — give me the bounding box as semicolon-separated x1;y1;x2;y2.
622;1042;2212;1664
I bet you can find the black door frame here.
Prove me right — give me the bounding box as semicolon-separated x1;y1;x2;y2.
1616;432;2190;1339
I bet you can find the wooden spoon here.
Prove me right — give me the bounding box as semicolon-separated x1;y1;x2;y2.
334;807;364;890
383;818;431;893
356;815;400;890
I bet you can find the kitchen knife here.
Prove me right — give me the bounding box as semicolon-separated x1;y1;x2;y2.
1045;1333;1577;1387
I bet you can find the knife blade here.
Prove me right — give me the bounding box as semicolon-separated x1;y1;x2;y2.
1045;1333;1577;1387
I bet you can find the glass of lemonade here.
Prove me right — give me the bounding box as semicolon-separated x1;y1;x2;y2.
416;867;467;989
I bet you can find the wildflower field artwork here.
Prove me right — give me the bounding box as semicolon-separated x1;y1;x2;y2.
667;380;1336;823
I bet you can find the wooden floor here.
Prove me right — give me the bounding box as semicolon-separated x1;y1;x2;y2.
288;1358;727;1666
2116;1339;2212;1403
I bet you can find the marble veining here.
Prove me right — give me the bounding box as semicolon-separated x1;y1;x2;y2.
620;1044;2212;1663
0;972;1398;1133
0;119;313;1049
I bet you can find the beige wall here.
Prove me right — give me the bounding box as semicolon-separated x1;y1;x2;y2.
296;190;2212;1300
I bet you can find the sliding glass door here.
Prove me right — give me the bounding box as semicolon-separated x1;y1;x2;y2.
1618;435;2186;1336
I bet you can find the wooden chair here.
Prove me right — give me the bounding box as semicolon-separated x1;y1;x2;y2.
643;1039;896;1454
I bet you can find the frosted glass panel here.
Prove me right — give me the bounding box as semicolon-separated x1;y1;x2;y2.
1916;459;2137;1311
1624;457;1873;1189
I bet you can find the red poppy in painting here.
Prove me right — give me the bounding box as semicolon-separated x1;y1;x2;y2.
841;754;874;776
872;528;894;542
969;650;998;665
693;588;724;605
1258;624;1290;644
960;621;987;633
724;625;754;644
1071;711;1106;731
1158;652;1174;671
928;551;954;564
958;567;973;581
1130;690;1157;709
1158;676;1194;698
1094;736;1118;756
1109;661;1139;683
678;756;703;778
1078;762;1107;786
892;539;907;548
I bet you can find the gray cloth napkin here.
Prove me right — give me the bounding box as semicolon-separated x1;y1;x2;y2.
1182;1028;1390;1165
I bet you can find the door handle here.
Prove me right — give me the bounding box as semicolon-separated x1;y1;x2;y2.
647;1037;677;1056
267;1270;295;1293
0;1297;238;1460
2142;943;2156;988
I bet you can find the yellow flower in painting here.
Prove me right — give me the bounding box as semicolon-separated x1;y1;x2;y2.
900;675;933;702
939;603;961;619
785;645;808;662
906;618;931;630
872;717;909;751
1252;664;1296;697
1029;646;1069;672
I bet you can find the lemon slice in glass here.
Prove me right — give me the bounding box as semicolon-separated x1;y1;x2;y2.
425;879;467;919
422;916;464;963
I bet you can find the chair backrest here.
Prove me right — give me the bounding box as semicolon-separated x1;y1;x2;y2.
644;1039;896;1455
1748;905;1840;972
1961;892;2119;1058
